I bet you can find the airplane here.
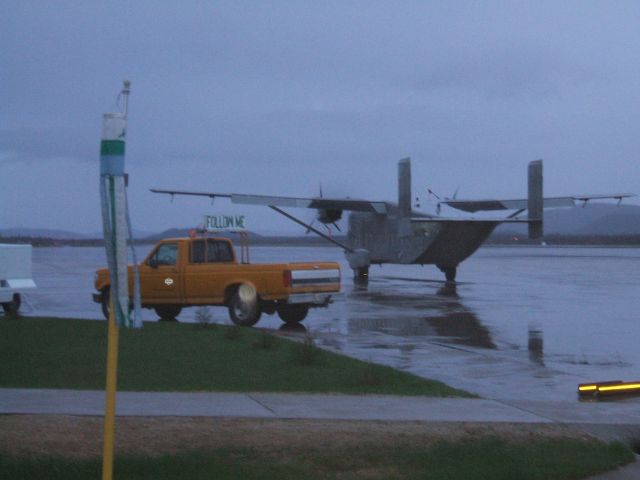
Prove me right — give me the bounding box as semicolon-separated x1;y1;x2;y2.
151;158;634;283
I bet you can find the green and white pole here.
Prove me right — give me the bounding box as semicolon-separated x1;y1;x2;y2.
99;80;141;480
99;80;141;329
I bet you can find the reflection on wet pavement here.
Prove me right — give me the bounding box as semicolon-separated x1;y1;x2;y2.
14;245;640;403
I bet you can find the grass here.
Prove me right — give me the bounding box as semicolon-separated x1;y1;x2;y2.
0;317;471;396
0;438;633;480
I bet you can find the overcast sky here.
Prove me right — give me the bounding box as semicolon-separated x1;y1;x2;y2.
2;1;639;235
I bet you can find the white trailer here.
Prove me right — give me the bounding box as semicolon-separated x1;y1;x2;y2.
0;244;37;315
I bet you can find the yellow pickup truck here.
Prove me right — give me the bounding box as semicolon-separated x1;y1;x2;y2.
92;237;341;326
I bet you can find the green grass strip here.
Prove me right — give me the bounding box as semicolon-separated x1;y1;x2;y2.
0;317;471;396
0;438;633;480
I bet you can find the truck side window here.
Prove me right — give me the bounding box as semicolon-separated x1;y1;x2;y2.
154;243;178;266
191;240;205;263
207;240;233;263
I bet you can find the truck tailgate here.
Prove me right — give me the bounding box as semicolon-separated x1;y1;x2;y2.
289;263;340;292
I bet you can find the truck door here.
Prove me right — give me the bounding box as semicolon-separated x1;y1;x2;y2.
139;242;182;302
183;239;235;303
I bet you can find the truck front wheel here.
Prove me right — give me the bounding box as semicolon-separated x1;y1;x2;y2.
101;288;110;320
277;304;309;324
154;305;182;322
228;292;262;327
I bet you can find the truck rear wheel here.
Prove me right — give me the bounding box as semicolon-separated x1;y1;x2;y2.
2;293;21;316
277;304;309;324
154;305;182;322
228;292;262;327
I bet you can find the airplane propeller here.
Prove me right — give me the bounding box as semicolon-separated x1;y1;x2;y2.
304;183;342;234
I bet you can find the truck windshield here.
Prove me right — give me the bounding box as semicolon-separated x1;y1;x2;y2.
151;243;178;266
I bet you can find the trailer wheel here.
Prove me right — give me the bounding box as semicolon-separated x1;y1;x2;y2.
154;305;182;322
2;293;21;316
277;304;309;324
228;292;261;326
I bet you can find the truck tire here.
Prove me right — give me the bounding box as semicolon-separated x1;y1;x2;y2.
101;288;136;321
101;288;110;320
154;305;182;322
228;292;262;327
277;304;309;324
2;293;21;316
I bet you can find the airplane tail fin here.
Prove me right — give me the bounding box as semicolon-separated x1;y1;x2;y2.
528;159;543;239
398;157;411;216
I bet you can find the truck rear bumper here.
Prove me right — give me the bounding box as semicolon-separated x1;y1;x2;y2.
287;293;337;306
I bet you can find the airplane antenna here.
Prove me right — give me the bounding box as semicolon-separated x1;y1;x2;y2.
452;186;460;200
427;188;441;200
121;80;131;117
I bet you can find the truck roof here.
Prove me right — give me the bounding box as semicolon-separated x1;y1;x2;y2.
158;237;232;243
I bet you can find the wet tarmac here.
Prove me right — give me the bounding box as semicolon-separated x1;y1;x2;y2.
14;245;640;403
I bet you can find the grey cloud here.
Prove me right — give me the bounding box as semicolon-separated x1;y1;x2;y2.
1;1;639;233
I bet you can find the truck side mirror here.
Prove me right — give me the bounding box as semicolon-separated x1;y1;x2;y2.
148;258;158;269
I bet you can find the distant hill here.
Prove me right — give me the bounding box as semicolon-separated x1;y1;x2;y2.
494;204;640;236
0;228;157;241
142;228;339;246
0;228;93;239
142;228;264;242
3;203;639;246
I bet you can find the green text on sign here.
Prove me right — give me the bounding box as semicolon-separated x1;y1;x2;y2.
204;215;246;231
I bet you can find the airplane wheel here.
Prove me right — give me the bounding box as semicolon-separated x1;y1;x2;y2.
444;267;457;282
437;265;457;282
277;304;309;324
355;266;369;278
353;266;369;283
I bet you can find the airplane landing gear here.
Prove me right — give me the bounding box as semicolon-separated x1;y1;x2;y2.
437;265;457;283
353;266;369;286
346;249;371;286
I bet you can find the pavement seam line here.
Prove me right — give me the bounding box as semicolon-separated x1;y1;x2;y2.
246;394;278;416
493;399;560;423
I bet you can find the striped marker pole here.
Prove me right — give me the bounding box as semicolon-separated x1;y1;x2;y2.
100;81;132;329
99;80;141;480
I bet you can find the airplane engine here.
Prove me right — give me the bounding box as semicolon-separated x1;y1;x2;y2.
317;208;342;225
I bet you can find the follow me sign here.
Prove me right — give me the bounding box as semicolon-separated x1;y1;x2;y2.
204;214;246;231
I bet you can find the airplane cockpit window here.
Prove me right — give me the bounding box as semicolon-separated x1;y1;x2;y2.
191;240;205;263
152;243;178;266
207;240;233;262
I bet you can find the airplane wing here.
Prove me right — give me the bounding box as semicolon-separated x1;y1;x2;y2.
411;217;530;223
150;189;388;214
441;193;635;213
